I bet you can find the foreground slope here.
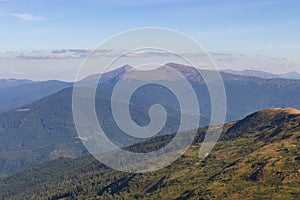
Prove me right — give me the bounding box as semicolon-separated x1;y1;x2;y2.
1;108;299;199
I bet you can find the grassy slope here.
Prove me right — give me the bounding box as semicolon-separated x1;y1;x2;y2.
0;108;300;199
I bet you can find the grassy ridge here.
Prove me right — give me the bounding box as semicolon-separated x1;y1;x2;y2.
0;108;300;199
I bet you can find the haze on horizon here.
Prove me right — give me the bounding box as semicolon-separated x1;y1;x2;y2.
0;0;299;81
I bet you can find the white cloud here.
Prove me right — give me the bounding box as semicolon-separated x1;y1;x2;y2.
10;13;47;21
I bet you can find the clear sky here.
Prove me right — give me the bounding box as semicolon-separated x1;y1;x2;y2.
0;0;299;80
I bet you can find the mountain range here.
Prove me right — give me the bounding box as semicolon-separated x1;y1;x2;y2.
1;67;298;113
1;63;300;175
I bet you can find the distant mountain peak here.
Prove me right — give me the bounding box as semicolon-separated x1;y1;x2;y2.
121;64;133;71
118;63;206;82
222;69;300;80
165;62;199;72
78;64;133;86
103;64;133;76
287;71;297;74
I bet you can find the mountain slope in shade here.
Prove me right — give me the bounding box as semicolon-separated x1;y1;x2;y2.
0;108;299;199
0;80;72;112
0;88;87;174
222;69;300;80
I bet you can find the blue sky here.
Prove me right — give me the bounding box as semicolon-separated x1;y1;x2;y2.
0;0;299;80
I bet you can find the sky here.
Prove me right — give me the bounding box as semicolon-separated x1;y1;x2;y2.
0;0;299;81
